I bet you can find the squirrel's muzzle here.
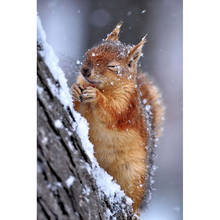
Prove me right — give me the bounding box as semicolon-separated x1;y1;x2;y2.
81;67;91;78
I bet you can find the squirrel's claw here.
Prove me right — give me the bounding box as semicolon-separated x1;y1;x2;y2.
81;86;97;103
71;83;82;102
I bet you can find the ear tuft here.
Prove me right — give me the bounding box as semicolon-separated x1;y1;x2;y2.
127;34;148;68
106;21;123;42
141;34;148;44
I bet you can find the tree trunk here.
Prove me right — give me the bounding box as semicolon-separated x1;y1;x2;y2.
37;20;135;220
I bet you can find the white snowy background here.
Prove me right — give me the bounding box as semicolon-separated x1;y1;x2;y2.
38;0;182;219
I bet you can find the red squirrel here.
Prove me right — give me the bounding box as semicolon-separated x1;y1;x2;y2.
71;23;163;215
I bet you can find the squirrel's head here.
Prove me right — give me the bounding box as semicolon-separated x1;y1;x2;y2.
80;22;147;89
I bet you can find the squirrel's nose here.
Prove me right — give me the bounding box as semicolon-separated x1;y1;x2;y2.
82;67;91;77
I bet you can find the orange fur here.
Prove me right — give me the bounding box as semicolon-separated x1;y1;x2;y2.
71;24;163;215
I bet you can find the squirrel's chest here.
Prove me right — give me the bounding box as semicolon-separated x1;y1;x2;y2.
88;120;118;167
76;102;146;168
88;117;144;167
88;117;119;148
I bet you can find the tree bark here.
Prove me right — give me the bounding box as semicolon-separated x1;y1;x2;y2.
37;40;135;219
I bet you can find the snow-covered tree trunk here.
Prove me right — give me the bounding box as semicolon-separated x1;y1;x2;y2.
37;18;135;220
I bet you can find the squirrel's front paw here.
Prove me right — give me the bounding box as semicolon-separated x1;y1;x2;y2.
71;83;83;102
80;86;97;103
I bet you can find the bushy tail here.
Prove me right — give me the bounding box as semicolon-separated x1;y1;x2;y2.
137;73;164;137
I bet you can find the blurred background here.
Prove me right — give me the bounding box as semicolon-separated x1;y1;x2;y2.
38;0;182;219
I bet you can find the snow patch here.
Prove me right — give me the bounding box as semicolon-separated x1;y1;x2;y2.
143;98;147;104
47;182;63;191
42;136;48;144
37;86;44;95
145;104;151;112
82;185;91;196
54;120;63;129
65;176;75;188
76;60;81;65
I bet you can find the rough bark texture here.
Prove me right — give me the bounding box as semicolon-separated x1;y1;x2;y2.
37;43;135;220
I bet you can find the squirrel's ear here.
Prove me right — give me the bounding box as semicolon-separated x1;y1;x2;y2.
127;35;147;69
105;21;123;41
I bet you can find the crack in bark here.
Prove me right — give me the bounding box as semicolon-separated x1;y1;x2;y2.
38;197;59;220
38;198;51;220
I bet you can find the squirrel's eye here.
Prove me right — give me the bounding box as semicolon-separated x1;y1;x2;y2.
107;65;120;72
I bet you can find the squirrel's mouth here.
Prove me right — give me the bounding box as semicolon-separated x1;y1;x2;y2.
84;77;101;86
